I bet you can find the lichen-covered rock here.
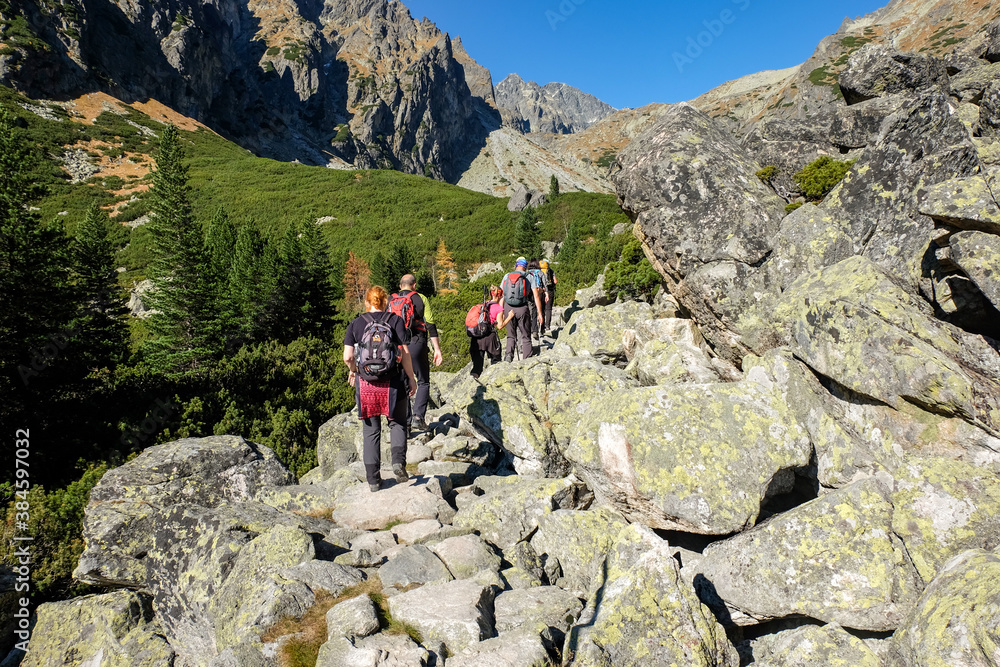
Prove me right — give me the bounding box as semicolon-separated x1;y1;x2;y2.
741;116;841;195
565;524;738;667
561;300;654;364
983;79;1000;136
453;357;637;476
452;476;591;550
388;579;496;653
565;380;812;534
950;62;1000;103
951;230;1000;310
331;477;455;530
390;519;444;545
919;174;1000;234
75;437;296;588
446;629;553;667
325;595;380;641
316;412;360;478
22;591;174;667
754;623;881;667
885;549;1000;667
829;94;906;149
890;457;1000;584
755;256;1000;436
623;317;724;385
254;483;337;515
316;633;431;667
430;534;502;584
696;477;923;631
431;435;496;466
838;44;950;105
378;545;453;590
494;587;584;636
529;508;629;596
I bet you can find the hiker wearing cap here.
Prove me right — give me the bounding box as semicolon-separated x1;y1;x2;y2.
526;258;547;344
388;274;442;433
343;285;418;492
501;257;543;361
469;285;508;379
541;259;556;334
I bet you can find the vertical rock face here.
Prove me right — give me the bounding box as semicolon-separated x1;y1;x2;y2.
0;0;500;180
495;73;616;134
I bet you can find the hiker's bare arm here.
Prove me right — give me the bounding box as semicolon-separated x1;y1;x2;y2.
343;346;356;383
430;336;443;366
400;345;418;396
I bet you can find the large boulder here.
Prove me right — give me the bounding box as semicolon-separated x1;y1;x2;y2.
331;477;455;530
378;545;453;590
529;508;629;596
565;379;812;535
951;230;1000;310
829;94;907;149
447;630;553;667
983;79;1000;135
838;44;950;105
452;356;638;476
561;300;654;364
919;174;1000;234
740;117;840;195
316;412;359;478
613;104;786;363
950;62;1000;103
695;477;923;631
493;587;584;636
388;580;496;654
754;623;881;667
75;436;295;588
565;524;738;667
890;457;1000;585
316;633;431;667
22;591;175;667
452;476;591;550
753;256;1000;437
886;549;1000;667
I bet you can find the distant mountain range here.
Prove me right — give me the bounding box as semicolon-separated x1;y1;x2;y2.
0;0;995;196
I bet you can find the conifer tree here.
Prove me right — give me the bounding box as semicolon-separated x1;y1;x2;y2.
0;110;74;394
143;124;219;376
228;223;269;346
434;239;458;293
372;241;416;291
204;207;237;345
557;220;581;265
549;174;560;200
515;207;543;260
296;218;337;336
71;203;128;371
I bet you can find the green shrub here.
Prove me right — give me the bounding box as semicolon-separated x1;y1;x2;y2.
604;238;660;302
793;156;855;201
755;165;778;183
784;201;805;213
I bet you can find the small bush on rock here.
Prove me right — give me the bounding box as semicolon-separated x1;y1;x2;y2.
755;165;778;183
793;156;855;201
605;238;661;302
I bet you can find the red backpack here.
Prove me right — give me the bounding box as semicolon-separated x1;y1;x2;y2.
465;286;493;338
388;291;426;333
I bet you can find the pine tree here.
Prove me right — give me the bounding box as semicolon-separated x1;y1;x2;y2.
0;110;75;394
228;223;269;346
343;251;371;312
515;207;543;260
557;219;581;265
434;239;458;293
143;124;220;376
204;207;237;346
297;218;337;336
549;174;560;200
371;241;415;291
71;203;128;371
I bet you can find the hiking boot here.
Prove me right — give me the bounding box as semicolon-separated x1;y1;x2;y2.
411;417;428;432
393;464;409;483
369;480;382;492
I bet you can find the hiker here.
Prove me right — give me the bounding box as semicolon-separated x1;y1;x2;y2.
389;274;442;432
343;285;418;492
526;258;548;342
501;257;543;361
541;259;557;334
468;285;509;379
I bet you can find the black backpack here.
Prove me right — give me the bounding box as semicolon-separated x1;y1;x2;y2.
357;312;397;381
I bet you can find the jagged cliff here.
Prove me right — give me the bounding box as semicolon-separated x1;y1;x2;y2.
494;73;616;135
0;0;500;180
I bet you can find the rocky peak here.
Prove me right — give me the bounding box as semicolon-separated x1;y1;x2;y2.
495;73;616;134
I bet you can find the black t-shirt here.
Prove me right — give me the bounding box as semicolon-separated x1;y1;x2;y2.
344;311;411;373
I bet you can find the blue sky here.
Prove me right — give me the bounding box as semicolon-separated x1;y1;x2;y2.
402;0;891;109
